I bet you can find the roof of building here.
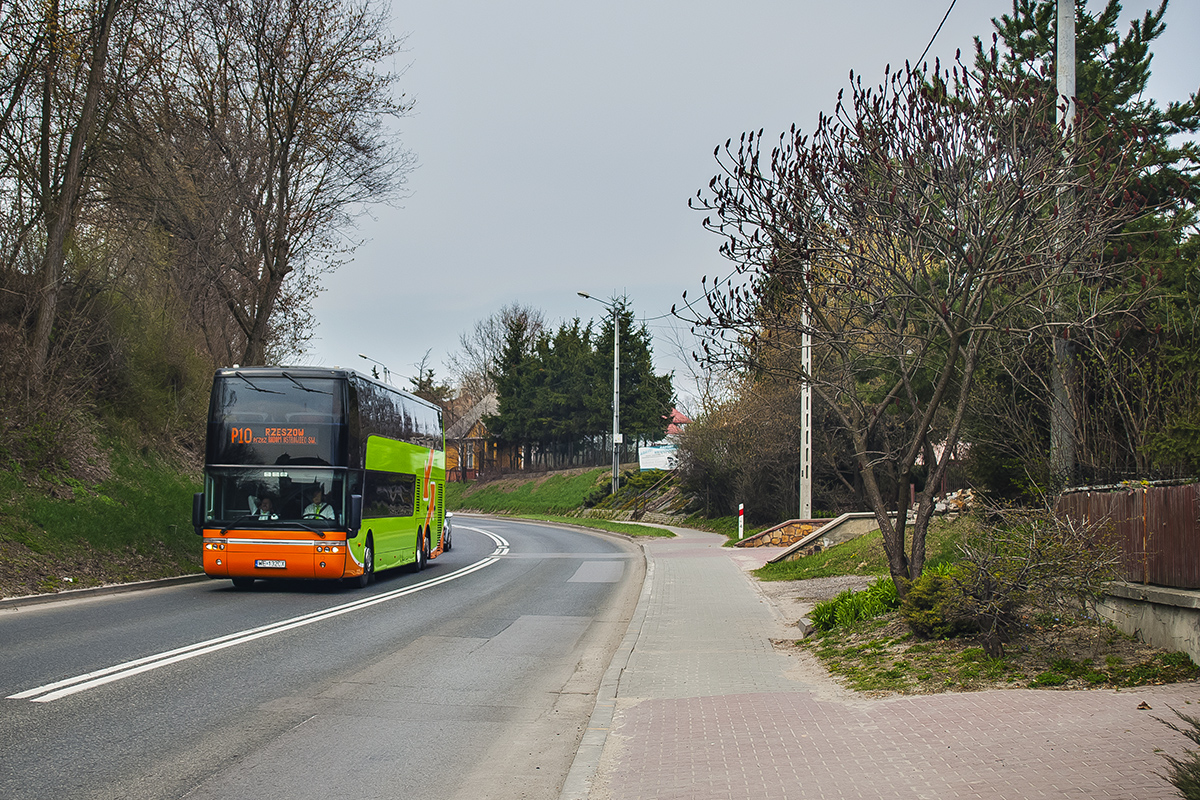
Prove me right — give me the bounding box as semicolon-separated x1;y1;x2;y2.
666;407;692;436
445;393;498;440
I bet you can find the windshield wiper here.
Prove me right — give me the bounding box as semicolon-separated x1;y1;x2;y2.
220;514;259;535
295;521;326;538
234;372;284;394
219;515;325;538
281;372;331;395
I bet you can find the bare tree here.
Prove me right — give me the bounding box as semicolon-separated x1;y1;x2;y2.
681;49;1150;594
0;0;148;387
446;302;546;405
113;0;413;366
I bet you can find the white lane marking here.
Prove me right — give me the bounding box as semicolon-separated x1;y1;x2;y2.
9;529;510;703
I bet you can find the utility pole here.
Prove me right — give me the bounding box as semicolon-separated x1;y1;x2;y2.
800;308;812;520
1050;0;1078;486
579;292;621;496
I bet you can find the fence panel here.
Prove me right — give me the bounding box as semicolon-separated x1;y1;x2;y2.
1057;484;1200;589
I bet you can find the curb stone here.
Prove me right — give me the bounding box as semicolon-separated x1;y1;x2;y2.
0;574;210;610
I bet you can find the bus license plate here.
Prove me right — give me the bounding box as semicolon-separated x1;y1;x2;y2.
255;559;286;569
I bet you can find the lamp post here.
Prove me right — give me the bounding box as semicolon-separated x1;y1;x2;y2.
358;353;391;384
578;292;620;496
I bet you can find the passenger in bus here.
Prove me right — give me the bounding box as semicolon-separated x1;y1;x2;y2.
303;485;335;520
255;495;279;520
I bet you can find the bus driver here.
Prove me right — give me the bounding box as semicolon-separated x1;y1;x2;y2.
303;485;335;520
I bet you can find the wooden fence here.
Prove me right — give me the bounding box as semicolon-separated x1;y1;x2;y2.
1056;483;1200;589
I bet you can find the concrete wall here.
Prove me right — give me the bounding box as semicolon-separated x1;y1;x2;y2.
1097;582;1200;664
769;513;896;564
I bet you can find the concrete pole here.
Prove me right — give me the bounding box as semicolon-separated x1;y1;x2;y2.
1050;0;1078;486
800;310;812;520
612;303;620;496
578;291;621;497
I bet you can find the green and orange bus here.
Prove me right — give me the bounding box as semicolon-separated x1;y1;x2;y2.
192;366;449;589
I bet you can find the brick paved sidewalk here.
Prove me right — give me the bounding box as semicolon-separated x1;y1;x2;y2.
580;527;1198;800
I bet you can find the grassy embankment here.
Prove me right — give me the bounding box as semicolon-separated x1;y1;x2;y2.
0;442;202;599
446;467;673;537
753;516;1198;693
753;515;966;581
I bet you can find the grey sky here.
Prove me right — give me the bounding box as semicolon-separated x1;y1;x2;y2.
306;0;1198;403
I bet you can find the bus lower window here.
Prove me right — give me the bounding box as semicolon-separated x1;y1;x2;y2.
204;468;346;525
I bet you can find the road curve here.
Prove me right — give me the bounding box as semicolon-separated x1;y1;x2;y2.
0;516;643;800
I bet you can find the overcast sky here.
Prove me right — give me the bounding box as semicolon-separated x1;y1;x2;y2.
305;0;1198;405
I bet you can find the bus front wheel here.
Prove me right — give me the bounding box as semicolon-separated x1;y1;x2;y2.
348;538;374;589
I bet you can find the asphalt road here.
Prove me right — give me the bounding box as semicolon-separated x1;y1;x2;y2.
0;517;643;800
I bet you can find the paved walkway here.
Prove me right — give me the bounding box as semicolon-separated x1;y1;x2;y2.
562;526;1199;800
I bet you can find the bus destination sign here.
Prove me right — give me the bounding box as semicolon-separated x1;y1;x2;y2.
230;427;317;446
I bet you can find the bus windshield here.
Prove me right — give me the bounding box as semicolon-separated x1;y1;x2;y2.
206;374;345;467
203;467;347;526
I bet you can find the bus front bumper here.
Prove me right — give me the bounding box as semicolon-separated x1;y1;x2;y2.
202;532;349;580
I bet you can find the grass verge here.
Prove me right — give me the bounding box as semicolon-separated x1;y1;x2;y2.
0;441;202;598
754;516;970;581
759;515;1198;693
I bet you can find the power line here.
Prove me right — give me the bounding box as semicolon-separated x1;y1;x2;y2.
916;0;958;68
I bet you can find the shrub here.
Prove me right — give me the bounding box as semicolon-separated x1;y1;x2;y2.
900;570;973;640
811;577;900;633
810;597;839;631
1159;708;1200;799
583;483;611;508
955;508;1122;657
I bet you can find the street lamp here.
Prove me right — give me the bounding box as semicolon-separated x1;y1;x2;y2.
358;353;391;384
578;292;621;497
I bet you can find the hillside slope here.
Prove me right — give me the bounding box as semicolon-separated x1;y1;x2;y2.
0;443;201;600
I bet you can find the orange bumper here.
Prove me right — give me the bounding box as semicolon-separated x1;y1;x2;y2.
202;530;351;581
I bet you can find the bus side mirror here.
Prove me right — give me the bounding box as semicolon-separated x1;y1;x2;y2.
346;494;363;538
192;492;205;535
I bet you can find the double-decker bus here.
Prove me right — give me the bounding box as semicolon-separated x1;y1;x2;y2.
192;366;449;589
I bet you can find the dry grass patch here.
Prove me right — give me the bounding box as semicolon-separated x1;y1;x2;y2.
797;610;1198;695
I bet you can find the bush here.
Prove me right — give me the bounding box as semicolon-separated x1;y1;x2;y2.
900;569;973;640
811;577;900;632
954;508;1121;657
583;483;611;508
1159;708;1200;799
810;597;838;631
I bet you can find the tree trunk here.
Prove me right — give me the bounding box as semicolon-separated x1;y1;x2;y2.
29;0;122;386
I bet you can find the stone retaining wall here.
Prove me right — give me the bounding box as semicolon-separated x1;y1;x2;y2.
736;520;820;548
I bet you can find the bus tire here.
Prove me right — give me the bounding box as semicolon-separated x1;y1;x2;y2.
348;537;374;589
232;577;255;590
414;531;426;572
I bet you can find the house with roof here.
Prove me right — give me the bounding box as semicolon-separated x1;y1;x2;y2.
444;393;497;481
638;408;692;470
